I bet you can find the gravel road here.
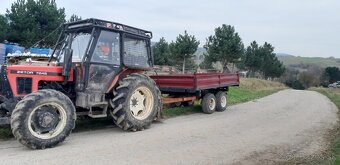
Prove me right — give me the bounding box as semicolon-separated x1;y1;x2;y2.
0;89;338;165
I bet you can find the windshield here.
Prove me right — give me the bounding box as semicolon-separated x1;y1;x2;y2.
58;33;92;62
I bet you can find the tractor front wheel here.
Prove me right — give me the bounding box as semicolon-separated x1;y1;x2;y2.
10;89;76;149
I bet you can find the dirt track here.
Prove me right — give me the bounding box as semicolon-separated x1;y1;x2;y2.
0;89;338;165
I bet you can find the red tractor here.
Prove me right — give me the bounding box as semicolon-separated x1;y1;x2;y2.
0;19;162;149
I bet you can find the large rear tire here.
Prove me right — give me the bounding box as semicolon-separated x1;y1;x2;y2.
110;73;161;131
10;89;76;149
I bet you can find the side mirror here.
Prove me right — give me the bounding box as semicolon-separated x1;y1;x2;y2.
62;48;73;78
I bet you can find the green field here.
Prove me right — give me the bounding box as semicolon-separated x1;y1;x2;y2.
278;56;340;68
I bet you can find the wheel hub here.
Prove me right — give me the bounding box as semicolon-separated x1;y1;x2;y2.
221;95;227;107
129;86;154;120
130;90;146;116
33;106;60;133
209;98;216;110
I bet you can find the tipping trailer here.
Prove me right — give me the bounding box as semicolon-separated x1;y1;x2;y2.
151;73;239;113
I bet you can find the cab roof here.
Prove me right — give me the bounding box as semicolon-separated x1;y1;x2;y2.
63;18;152;39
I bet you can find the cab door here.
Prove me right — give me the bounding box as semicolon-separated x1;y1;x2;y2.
85;30;121;93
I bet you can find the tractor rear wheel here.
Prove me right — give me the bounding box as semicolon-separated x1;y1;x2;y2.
110;73;161;131
10;89;76;149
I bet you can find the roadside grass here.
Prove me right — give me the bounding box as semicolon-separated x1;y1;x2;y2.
163;78;286;117
310;87;340;165
0;78;286;140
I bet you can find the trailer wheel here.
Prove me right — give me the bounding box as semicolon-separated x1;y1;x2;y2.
201;93;216;114
10;89;76;149
110;73;161;131
215;91;228;112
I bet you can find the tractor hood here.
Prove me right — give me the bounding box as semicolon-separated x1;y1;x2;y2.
6;65;74;97
7;65;68;76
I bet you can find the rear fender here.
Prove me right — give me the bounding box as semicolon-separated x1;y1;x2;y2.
106;68;143;93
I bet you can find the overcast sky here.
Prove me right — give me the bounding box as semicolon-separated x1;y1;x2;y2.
1;0;339;57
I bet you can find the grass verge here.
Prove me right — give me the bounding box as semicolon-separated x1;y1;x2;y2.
310;87;340;165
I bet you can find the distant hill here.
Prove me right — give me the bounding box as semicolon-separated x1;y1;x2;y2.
275;53;294;57
278;55;340;68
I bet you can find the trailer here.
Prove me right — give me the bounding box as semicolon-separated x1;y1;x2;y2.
151;73;239;113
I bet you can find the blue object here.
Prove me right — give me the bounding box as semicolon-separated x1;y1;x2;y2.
30;48;50;55
5;44;25;55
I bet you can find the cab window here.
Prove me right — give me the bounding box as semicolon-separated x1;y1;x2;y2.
91;31;120;65
123;36;150;68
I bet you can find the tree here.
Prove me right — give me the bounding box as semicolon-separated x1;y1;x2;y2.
260;42;285;78
152;37;172;66
68;14;82;23
169;31;199;73
298;71;317;88
6;0;66;47
242;41;284;78
243;41;262;76
204;24;244;72
0;15;9;42
324;67;340;83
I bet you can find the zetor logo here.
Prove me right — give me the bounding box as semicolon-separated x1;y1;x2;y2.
16;70;48;75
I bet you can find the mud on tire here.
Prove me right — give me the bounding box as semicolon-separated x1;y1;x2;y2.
10;89;76;149
110;73;161;131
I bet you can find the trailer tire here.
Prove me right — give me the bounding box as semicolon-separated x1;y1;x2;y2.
10;89;76;149
201;93;216;114
215;91;228;112
110;73;161;131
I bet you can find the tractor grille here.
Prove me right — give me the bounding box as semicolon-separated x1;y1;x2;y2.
17;77;32;94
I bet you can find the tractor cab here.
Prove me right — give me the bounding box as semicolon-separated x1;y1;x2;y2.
54;19;153;93
50;19;154;116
